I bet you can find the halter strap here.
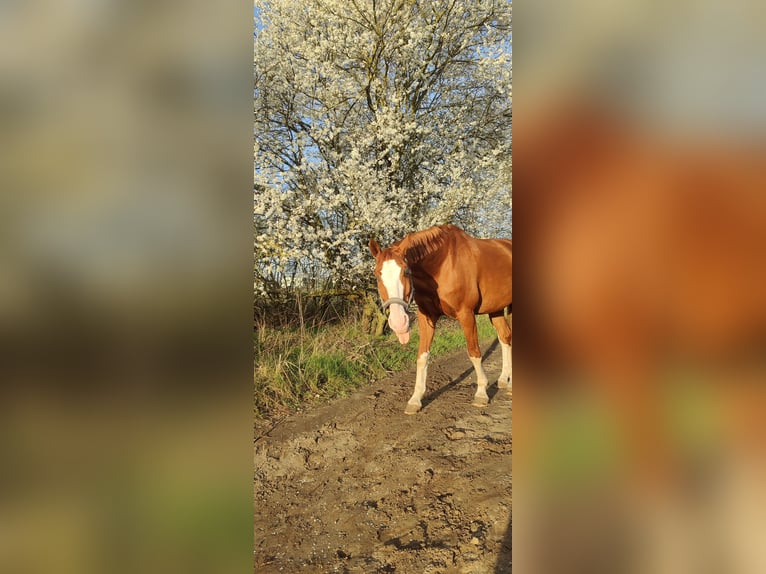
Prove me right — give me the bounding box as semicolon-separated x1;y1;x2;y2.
380;266;414;311
381;295;412;311
381;276;415;310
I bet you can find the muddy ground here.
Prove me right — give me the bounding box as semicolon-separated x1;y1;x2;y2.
254;339;511;573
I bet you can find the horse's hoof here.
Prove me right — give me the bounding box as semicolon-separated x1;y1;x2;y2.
404;403;421;415
472;397;489;408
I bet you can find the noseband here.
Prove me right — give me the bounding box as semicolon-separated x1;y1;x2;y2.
381;268;414;311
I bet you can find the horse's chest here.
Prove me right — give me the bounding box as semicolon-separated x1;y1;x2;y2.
414;269;469;318
435;290;466;318
439;300;458;318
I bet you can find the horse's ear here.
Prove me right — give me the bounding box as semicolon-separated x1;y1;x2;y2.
369;238;381;258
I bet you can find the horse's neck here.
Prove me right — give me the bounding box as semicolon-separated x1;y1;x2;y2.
410;243;451;277
404;227;457;263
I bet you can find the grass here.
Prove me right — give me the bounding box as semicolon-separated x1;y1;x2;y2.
254;313;497;420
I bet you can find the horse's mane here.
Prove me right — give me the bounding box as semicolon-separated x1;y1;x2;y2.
394;224;463;265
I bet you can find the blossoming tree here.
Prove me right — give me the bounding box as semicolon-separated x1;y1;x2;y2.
255;0;512;292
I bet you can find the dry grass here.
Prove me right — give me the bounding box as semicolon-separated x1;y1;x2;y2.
254;312;496;419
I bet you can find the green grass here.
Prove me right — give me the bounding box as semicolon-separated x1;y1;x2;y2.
254;314;497;419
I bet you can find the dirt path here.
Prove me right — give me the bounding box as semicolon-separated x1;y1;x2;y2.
254;340;512;573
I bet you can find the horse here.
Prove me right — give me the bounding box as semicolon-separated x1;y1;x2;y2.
516;101;766;485
369;224;512;414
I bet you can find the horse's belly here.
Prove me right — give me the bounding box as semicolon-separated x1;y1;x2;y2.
477;300;511;315
476;285;512;314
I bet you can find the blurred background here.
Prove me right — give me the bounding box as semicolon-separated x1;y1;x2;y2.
4;0;766;571
514;0;766;572
0;1;253;572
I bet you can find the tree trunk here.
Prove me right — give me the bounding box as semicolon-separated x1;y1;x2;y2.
362;293;388;336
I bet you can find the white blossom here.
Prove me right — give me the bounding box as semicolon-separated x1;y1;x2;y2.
255;0;512;289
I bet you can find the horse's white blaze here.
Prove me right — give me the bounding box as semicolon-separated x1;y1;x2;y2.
380;260;404;299
381;259;410;339
408;351;430;408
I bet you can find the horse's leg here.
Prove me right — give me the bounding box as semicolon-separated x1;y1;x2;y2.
457;312;490;407
489;310;512;394
405;311;436;414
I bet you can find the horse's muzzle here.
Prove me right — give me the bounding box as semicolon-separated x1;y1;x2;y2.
385;302;411;344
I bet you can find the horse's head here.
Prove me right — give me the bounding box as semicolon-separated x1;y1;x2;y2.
369;238;414;344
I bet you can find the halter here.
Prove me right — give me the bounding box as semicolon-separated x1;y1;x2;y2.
381;267;414;311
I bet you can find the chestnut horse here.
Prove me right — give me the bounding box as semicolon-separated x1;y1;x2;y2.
516;102;766;485
369;224;512;414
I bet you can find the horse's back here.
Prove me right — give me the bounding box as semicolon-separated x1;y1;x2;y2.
474;236;512;270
